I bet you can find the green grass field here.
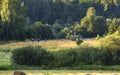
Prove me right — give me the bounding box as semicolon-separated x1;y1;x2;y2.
0;52;11;66
0;39;120;73
0;39;100;66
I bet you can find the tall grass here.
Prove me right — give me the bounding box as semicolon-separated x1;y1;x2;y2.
0;52;11;66
0;39;99;51
0;40;78;51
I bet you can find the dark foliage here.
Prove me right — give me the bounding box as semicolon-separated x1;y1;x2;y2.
12;46;54;66
12;45;120;67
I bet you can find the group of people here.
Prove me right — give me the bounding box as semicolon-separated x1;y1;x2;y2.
31;38;47;42
31;38;40;42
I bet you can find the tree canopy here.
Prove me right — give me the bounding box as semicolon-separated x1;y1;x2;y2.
0;0;120;40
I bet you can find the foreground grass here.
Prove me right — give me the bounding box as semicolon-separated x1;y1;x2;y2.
0;70;120;75
0;52;11;66
0;65;120;71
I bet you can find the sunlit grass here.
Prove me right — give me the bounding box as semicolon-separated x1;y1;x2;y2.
82;39;100;47
0;52;11;66
0;70;119;75
39;40;77;51
0;40;77;51
0;39;100;51
0;71;13;75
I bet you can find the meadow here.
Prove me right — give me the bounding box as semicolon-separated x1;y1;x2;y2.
0;39;100;65
0;39;100;50
0;40;77;51
0;39;100;66
0;39;120;74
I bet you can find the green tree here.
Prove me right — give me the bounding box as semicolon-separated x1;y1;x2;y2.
25;26;37;39
108;18;120;34
0;17;3;40
113;0;120;5
0;0;26;40
86;7;96;19
76;7;107;37
92;16;107;35
1;0;10;22
58;27;69;39
34;21;54;40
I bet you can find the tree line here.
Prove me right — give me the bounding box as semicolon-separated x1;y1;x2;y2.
0;0;120;40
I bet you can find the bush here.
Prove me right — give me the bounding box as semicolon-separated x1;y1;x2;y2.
12;45;120;67
12;46;54;66
78;47;98;65
54;49;80;67
101;49;113;65
112;49;120;65
95;34;100;40
53;45;120;67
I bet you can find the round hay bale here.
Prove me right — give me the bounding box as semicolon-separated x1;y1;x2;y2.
14;71;26;75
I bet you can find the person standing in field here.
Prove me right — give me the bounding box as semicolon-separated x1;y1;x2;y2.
31;38;34;42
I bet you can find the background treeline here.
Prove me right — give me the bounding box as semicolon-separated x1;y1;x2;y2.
0;0;120;40
23;0;120;24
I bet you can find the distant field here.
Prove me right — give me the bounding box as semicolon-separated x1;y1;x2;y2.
0;70;119;75
0;40;77;51
83;38;100;46
0;39;100;51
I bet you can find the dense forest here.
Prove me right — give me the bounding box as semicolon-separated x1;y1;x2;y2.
0;0;120;40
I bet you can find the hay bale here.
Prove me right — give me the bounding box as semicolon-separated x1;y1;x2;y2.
86;74;91;75
14;71;26;75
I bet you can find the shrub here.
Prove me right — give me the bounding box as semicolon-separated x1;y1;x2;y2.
54;49;80;67
12;45;120;67
12;46;54;66
101;49;113;65
95;34;100;40
112;49;120;65
77;46;100;65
